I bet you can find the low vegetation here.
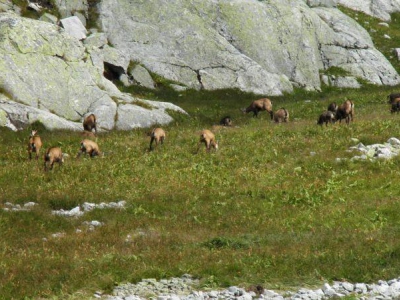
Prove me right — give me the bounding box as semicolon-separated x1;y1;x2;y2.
2;83;400;299
2;5;400;300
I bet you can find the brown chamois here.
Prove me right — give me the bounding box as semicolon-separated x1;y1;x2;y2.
335;100;354;124
83;113;97;134
387;93;400;104
197;129;218;153
219;116;232;127
273;108;289;123
44;147;64;171
317;111;335;126
327;102;338;113
148;127;166;151
241;98;273;119
77;139;100;158
28;130;42;160
81;130;97;139
390;97;400;113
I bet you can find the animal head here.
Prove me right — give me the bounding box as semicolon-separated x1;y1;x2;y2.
30;130;38;137
220;116;232;126
214;141;219;151
327;102;338;112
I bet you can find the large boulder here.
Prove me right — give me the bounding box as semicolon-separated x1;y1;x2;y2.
0;97;82;131
0;0;20;14
0;13;186;131
96;0;400;94
336;0;400;22
314;7;400;86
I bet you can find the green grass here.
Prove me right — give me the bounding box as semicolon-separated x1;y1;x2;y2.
2;83;400;299
3;5;400;300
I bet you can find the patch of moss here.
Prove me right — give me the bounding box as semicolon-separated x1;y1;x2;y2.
133;100;153;110
320;66;351;77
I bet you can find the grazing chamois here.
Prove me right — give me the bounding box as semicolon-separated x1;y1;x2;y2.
83;113;97;134
273;108;289;123
387;93;400;104
44;147;64;171
219;116;232;127
335;100;354;124
327;102;338;113
81;130;97;139
241;98;273;119
77;139;100;158
148;128;166;151
197;130;218;152
389;97;400;113
391;99;400;113
317;111;335;126
28;130;42;160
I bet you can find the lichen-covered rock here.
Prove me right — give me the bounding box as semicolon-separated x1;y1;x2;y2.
129;65;156;89
336;0;400;21
53;0;88;19
313;7;400;86
83;32;108;49
0;0;20;14
114;95;187;131
60;16;87;40
322;75;362;88
96;0;400;95
97;0;294;95
39;13;58;25
0;13;185;131
0;97;82;131
305;0;337;7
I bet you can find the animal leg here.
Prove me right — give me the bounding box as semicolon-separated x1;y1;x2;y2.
149;137;155;151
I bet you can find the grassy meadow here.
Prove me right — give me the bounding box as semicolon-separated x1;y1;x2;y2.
2;84;400;299
3;5;400;300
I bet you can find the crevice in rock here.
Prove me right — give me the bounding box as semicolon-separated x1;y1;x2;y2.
103;62;125;82
195;70;204;90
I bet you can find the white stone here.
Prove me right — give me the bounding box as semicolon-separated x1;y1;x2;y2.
130;65;156;90
388;137;400;146
60;16;87;40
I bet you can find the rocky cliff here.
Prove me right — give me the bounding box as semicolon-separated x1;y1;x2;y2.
0;0;399;131
97;0;400;94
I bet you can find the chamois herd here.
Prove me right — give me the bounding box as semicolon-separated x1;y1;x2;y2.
26;94;398;171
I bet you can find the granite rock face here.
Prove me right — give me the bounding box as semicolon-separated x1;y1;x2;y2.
96;0;400;95
1;0;400;131
336;0;400;21
0;13;186;131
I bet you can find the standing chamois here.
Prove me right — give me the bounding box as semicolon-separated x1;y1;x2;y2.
387;93;400;105
28;130;42;160
197;130;218;153
148;128;166;151
335;100;354;124
83;113;97;134
387;95;400;113
44;147;64;171
241;98;273;119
